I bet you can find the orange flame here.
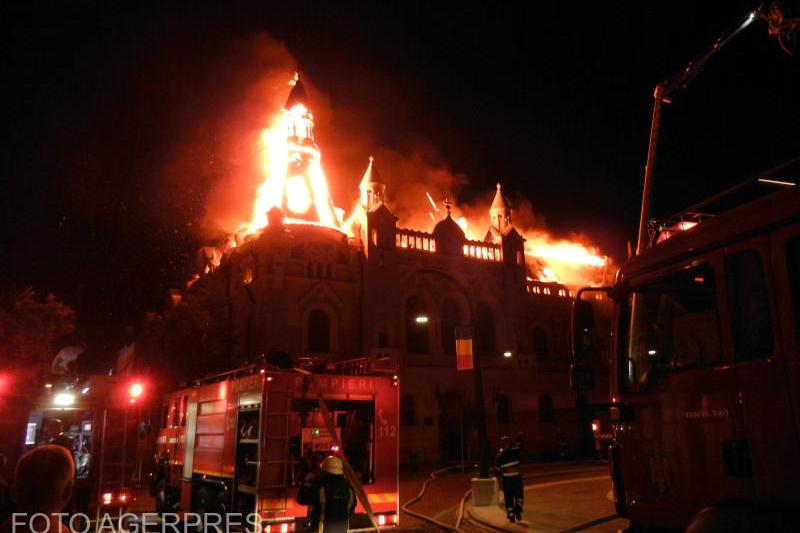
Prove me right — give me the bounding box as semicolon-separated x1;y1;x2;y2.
443;200;611;288
524;233;610;287
235;78;612;290
245;86;341;234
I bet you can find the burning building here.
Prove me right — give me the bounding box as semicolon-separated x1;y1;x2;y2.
165;76;611;464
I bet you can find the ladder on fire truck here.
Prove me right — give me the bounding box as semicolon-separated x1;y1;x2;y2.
257;386;292;513
649;157;798;247
93;406;138;524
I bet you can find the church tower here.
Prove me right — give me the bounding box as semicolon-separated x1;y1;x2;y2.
359;156;386;211
490;183;512;233
275;75;339;228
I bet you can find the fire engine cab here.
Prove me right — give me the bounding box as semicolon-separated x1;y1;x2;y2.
153;360;399;530
24;374;150;523
572;174;800;529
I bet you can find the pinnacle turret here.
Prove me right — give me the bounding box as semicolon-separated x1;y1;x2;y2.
490;182;512;232
359;156;386;210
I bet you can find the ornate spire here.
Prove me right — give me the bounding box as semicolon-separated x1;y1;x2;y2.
489;182;512;232
491;183;511;211
359;155;386;210
285;72;309;109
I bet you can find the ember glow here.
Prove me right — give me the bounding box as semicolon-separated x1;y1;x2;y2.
234;74;612;289
524;234;610;287
526;240;607;267
245;75;341;233
449;205;610;287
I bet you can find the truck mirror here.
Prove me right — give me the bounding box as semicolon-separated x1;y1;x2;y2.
570;362;594;392
572;299;595;361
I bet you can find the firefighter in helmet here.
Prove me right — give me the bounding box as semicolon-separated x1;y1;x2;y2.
496;435;524;522
297;455;356;533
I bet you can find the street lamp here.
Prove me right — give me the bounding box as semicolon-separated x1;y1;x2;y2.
405;272;493;497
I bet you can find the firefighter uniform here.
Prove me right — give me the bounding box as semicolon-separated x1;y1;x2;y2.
496;439;524;522
297;456;356;533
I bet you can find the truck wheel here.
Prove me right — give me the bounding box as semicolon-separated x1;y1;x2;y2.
211;490;228;515
192;487;212;532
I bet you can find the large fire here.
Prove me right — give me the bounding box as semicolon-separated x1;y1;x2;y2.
449;207;610;288
236;74;612;288
245;74;341;234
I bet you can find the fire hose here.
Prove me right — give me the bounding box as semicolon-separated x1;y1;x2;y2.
401;465;469;533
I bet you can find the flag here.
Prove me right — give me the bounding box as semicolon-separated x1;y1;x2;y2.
455;326;473;371
115;343;135;376
51;345;85;375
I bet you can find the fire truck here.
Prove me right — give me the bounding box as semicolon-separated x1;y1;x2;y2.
153;359;400;530
24;374;151;523
573;173;799;529
568;6;800;528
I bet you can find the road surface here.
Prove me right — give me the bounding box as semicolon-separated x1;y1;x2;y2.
400;462;629;532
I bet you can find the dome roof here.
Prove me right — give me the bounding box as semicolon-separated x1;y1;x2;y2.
432;214;466;255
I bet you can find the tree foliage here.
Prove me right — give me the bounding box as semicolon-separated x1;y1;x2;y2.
0;287;77;376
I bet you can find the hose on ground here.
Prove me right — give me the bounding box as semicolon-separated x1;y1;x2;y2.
401;466;469;533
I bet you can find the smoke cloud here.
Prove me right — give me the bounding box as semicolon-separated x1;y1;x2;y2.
183;34;613;287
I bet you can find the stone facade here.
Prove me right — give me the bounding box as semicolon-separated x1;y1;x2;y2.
165;81;610;466
176;170;609;466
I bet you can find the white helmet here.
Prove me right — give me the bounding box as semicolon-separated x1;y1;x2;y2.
321;455;344;475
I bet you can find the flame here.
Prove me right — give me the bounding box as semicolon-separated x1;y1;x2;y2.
232;79;612;290
435;196;611;288
244;90;340;233
527;241;607;268
540;267;559;283
523;233;610;287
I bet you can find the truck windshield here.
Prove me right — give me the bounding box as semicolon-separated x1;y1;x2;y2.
622;263;722;393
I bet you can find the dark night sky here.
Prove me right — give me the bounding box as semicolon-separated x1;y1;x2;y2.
1;1;798;355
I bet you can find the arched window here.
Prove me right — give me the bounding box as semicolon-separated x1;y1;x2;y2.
405;296;429;354
440;299;461;356
532;327;549;361
475;303;496;357
308;309;331;352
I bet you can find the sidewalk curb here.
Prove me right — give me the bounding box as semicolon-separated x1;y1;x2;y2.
465;501;526;532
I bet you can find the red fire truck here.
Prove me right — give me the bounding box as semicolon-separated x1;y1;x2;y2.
572;176;800;529
24;374;152;523
153;361;400;530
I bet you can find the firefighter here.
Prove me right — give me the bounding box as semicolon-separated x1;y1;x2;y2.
43;419;74;450
297;455;356;533
496;435;524;522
